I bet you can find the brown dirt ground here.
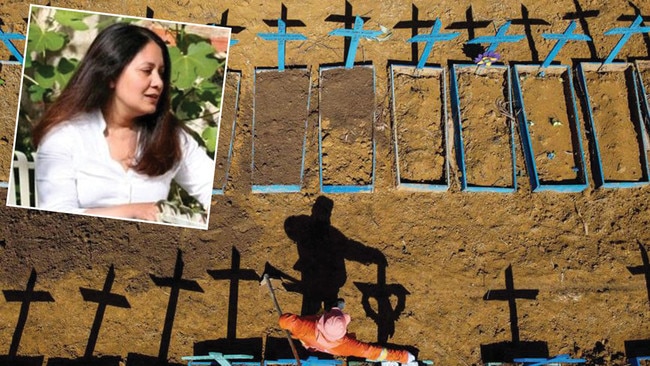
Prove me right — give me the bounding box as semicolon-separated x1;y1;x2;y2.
1;0;650;365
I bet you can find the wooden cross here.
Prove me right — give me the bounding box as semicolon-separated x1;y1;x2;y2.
329;16;381;68
258;19;307;70
79;264;130;358
3;268;54;357
407;18;460;68
394;4;437;65
509;4;551;62
466;21;525;54
0;27;25;64
207;247;259;340
483;265;539;344
325;1;370;63
563;0;599;60
603;14;650;64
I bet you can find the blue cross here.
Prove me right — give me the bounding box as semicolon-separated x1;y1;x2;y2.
0;28;25;64
539;21;591;73
514;354;586;365
407;18;460;69
466;21;525;53
230;39;239;46
257;19;307;71
603;14;650;64
329;15;382;69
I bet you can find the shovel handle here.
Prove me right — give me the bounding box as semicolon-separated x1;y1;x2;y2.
262;274;302;366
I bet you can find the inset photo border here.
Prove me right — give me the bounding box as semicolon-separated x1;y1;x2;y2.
7;5;231;230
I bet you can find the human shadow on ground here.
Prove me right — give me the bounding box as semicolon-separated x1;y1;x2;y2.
0;268;53;366
480;265;547;363
45;265;129;366
281;196;387;315
127;249;203;366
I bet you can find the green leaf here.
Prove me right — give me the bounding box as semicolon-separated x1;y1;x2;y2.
28;84;46;102
34;62;56;88
24;52;32;68
55;57;79;89
53;10;90;30
177;99;203;120
201;126;218;154
196;79;222;102
28;24;66;53
169;42;220;89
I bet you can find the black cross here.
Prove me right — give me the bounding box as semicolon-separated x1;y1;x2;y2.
394;4;437;64
354;263;409;343
447;5;492;59
617;1;650;58
484;265;539;344
627;241;650;307
208;9;246;34
563;0;600;60
151;249;204;363
207;247;259;340
447;5;492;40
79;264;130;358
325;0;370;61
263;4;306;28
509;4;551;62
3;268;54;357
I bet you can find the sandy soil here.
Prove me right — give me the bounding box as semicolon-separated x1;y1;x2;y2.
1;0;650;365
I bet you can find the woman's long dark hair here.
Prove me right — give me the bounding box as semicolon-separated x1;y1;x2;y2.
32;22;181;176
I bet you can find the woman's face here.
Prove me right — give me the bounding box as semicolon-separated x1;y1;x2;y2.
110;41;165;120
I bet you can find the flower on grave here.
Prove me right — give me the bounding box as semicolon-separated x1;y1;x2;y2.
474;51;501;67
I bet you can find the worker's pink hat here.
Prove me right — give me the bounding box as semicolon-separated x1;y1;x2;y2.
316;307;351;345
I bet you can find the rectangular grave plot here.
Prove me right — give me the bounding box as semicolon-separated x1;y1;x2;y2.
450;64;516;192
319;65;375;193
213;71;241;194
390;65;449;191
578;62;650;188
252;68;311;193
512;65;589;192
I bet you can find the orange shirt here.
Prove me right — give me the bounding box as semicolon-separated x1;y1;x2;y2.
279;313;409;363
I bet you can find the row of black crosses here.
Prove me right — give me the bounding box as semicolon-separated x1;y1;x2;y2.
1;2;649;66
2;243;650;365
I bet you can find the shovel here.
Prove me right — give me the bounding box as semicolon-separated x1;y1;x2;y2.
261;273;302;366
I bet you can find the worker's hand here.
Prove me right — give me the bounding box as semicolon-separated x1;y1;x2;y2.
407;352;416;363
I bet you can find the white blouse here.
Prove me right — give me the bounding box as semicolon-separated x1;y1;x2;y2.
35;110;214;214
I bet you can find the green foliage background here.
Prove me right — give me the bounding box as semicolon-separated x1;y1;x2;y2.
15;7;228;219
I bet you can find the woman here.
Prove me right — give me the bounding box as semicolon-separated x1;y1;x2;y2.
32;23;214;222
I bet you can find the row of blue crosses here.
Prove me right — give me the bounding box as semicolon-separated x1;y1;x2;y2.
2;14;649;70
255;14;650;72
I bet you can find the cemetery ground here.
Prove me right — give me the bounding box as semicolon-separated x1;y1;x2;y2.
1;0;650;365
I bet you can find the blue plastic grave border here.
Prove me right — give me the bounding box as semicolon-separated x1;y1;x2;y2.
629;355;650;366
389;64;450;192
633;60;650;148
213;70;242;195
513;353;586;365
318;64;376;193
182;353;343;366
449;63;517;192
251;66;312;194
511;64;589;192
576;62;650;188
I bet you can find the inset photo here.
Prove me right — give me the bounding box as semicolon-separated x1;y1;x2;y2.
8;5;231;229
